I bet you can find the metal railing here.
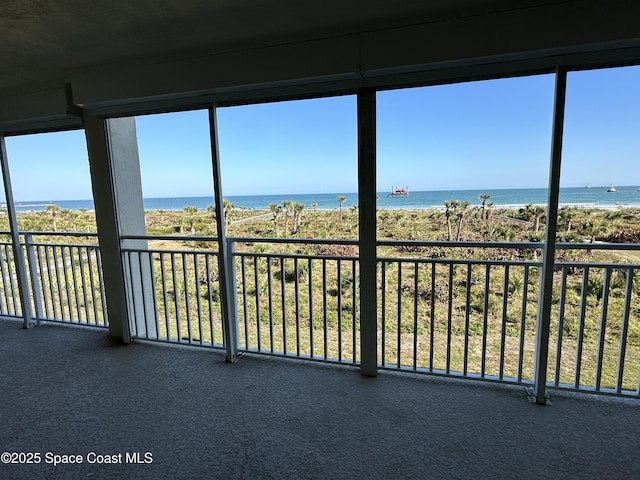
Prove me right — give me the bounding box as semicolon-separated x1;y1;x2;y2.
121;236;224;347
377;240;640;396
0;231;107;326
6;228;637;397
232;237;359;364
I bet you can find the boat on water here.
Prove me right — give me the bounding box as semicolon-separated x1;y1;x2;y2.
607;184;617;192
387;186;409;197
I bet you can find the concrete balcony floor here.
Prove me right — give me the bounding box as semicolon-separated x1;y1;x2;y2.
1;318;639;480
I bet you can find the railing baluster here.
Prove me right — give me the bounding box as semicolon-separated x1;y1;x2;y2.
86;247;98;324
194;253;204;345
323;258;328;360
481;264;491;378
397;261;402;368
149;251;160;340
464;264;471;376
45;246;58;320
37;245;51;319
255;256;262;352
0;244;11;315
308;258;313;358
77;247;91;324
52;247;65;319
60;246;73;321
352;259;357;364
70;247;83;322
267;257;274;353
206;253;216;345
294;257;300;357
594;267;611;391
413;261;419;370
575;267;590;388
281;257;287;355
337;259;343;362
446;263;453;375
430;262;435;372
616;268;634;393
6;244;19;315
182;253;192;344
499;264;510;380
518;265;530;382
124;252;138;337
240;255;249;350
170;253;180;342
381;260;386;367
95;249;108;324
159;252;169;340
139;251;151;339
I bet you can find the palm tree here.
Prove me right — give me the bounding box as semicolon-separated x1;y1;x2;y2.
581;220;609;244
282;200;293;236
223;199;234;229
337;196;346;223
455;201;470;241
269;203;282;236
183;205;198;234
443;200;461;241
292;202;304;234
558;207;576;233
46;204;62;232
311;203;318;212
479;194;491;220
485;202;494;220
525;204;545;233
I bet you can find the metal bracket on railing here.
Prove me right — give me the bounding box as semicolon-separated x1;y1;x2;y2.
526;387;551;406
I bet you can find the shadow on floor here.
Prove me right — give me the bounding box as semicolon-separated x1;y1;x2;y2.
0;319;638;479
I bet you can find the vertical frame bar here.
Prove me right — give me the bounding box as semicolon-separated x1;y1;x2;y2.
533;67;567;404
24;234;44;324
358;89;378;376
0;136;33;327
208;105;239;362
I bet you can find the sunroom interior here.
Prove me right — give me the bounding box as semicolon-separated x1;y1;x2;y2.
1;1;640;478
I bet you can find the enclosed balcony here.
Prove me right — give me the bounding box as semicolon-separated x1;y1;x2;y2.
2;1;640;478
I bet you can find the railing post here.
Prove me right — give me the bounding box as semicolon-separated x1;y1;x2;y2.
24;234;43;325
223;240;239;360
0;135;34;328
208;105;239;362
532;67;567;404
358;88;378;376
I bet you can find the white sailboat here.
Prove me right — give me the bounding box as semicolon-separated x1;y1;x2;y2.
607;184;617;192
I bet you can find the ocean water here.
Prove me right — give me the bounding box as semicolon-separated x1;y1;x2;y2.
10;186;640;213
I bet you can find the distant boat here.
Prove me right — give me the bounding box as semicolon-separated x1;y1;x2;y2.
387;186;409;197
585;184;591;189
607;184;617;193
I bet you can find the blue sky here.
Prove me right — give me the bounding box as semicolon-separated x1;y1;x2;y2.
3;65;640;201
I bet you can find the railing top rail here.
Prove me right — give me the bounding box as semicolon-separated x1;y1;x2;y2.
378;256;542;267
556;242;640;251
229;236;359;246
235;250;359;261
121;234;219;242
0;230;99;238
378;240;543;249
556;261;640;269
378;239;640;251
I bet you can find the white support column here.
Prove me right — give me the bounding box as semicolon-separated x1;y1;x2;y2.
83;114;154;342
358;89;378;376
0;136;34;328
208;106;238;363
533;67;567;404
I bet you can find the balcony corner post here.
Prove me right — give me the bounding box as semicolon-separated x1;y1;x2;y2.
358;88;378;376
24;233;43;325
533;67;567;405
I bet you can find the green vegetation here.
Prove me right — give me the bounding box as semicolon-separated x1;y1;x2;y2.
1;201;639;391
